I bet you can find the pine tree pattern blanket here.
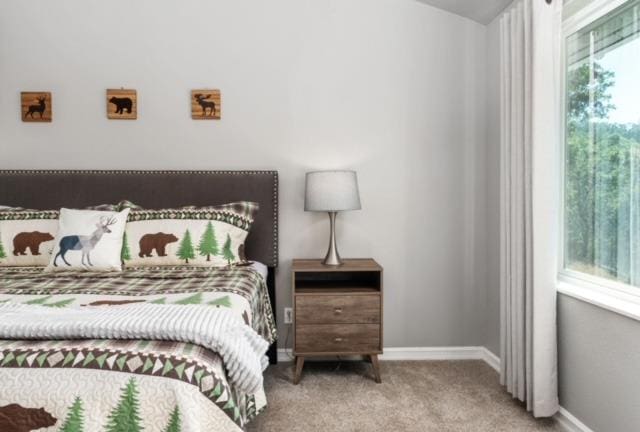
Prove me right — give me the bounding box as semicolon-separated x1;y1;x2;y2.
0;266;276;431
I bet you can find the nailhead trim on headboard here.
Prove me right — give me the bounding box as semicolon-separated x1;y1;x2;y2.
0;170;279;266
272;172;279;266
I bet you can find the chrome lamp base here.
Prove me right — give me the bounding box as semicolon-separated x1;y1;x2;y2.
323;211;343;266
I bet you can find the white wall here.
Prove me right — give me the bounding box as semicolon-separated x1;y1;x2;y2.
558;295;640;432
0;0;489;348
484;15;502;357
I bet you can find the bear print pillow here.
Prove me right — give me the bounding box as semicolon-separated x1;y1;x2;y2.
123;202;258;268
45;208;130;272
0;209;58;267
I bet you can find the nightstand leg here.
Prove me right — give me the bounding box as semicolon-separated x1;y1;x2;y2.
369;354;381;383
293;356;305;385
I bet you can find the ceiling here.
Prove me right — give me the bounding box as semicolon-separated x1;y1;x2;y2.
416;0;514;25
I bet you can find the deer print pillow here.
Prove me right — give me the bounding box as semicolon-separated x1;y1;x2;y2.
123;202;258;268
45;208;130;272
0;209;58;267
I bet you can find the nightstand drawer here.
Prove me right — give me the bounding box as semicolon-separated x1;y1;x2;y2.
296;295;380;324
295;324;381;353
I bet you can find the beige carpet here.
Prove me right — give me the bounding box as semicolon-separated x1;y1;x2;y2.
247;360;561;432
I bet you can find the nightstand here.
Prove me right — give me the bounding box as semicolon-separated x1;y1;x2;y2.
291;258;383;384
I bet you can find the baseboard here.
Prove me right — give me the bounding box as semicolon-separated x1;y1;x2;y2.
277;346;494;363
554;407;595;432
381;346;487;361
277;348;294;363
481;347;500;372
276;345;593;432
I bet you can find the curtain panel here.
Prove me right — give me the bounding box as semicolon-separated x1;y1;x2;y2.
499;0;562;417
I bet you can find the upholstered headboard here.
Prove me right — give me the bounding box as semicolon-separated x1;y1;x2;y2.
0;170;278;267
0;170;279;363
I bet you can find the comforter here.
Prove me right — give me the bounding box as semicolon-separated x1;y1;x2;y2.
0;266;276;432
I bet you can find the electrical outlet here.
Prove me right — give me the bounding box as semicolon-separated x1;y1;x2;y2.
284;307;293;324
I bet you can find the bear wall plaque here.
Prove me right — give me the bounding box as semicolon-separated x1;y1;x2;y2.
107;89;137;120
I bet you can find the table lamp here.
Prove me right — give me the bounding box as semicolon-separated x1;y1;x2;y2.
304;170;361;266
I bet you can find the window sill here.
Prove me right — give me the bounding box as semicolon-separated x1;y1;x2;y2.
557;278;640;322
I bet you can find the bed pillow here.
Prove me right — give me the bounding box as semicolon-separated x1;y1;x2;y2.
45;208;130;272
0;202;141;267
123;202;258;267
86;201;144;212
0;209;58;266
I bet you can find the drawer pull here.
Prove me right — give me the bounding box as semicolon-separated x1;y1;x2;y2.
334;308;343;314
334;337;344;342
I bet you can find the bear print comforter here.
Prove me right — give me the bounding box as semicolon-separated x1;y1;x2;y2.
0;266;276;432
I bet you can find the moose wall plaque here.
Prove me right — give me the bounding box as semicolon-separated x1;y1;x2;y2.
21;92;52;122
107;89;137;120
191;90;221;120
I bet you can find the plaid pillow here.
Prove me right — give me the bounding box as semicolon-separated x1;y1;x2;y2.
87;200;144;212
115;200;144;211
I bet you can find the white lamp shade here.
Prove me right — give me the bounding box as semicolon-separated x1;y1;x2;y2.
305;170;361;212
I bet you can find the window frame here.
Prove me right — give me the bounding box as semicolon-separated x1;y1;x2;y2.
559;0;640;311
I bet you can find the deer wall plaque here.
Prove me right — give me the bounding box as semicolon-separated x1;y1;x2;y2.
21;92;52;122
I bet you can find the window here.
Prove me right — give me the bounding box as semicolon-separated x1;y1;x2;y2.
564;0;640;290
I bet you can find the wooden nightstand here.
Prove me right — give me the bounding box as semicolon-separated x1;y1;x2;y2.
292;258;383;384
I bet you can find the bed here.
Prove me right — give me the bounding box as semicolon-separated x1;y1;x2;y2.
0;170;278;431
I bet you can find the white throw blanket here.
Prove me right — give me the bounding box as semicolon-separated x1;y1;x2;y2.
0;302;269;394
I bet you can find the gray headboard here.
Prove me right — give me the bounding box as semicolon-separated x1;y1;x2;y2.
0;170;279;267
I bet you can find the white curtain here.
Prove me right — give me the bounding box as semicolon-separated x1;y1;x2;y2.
499;0;562;417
